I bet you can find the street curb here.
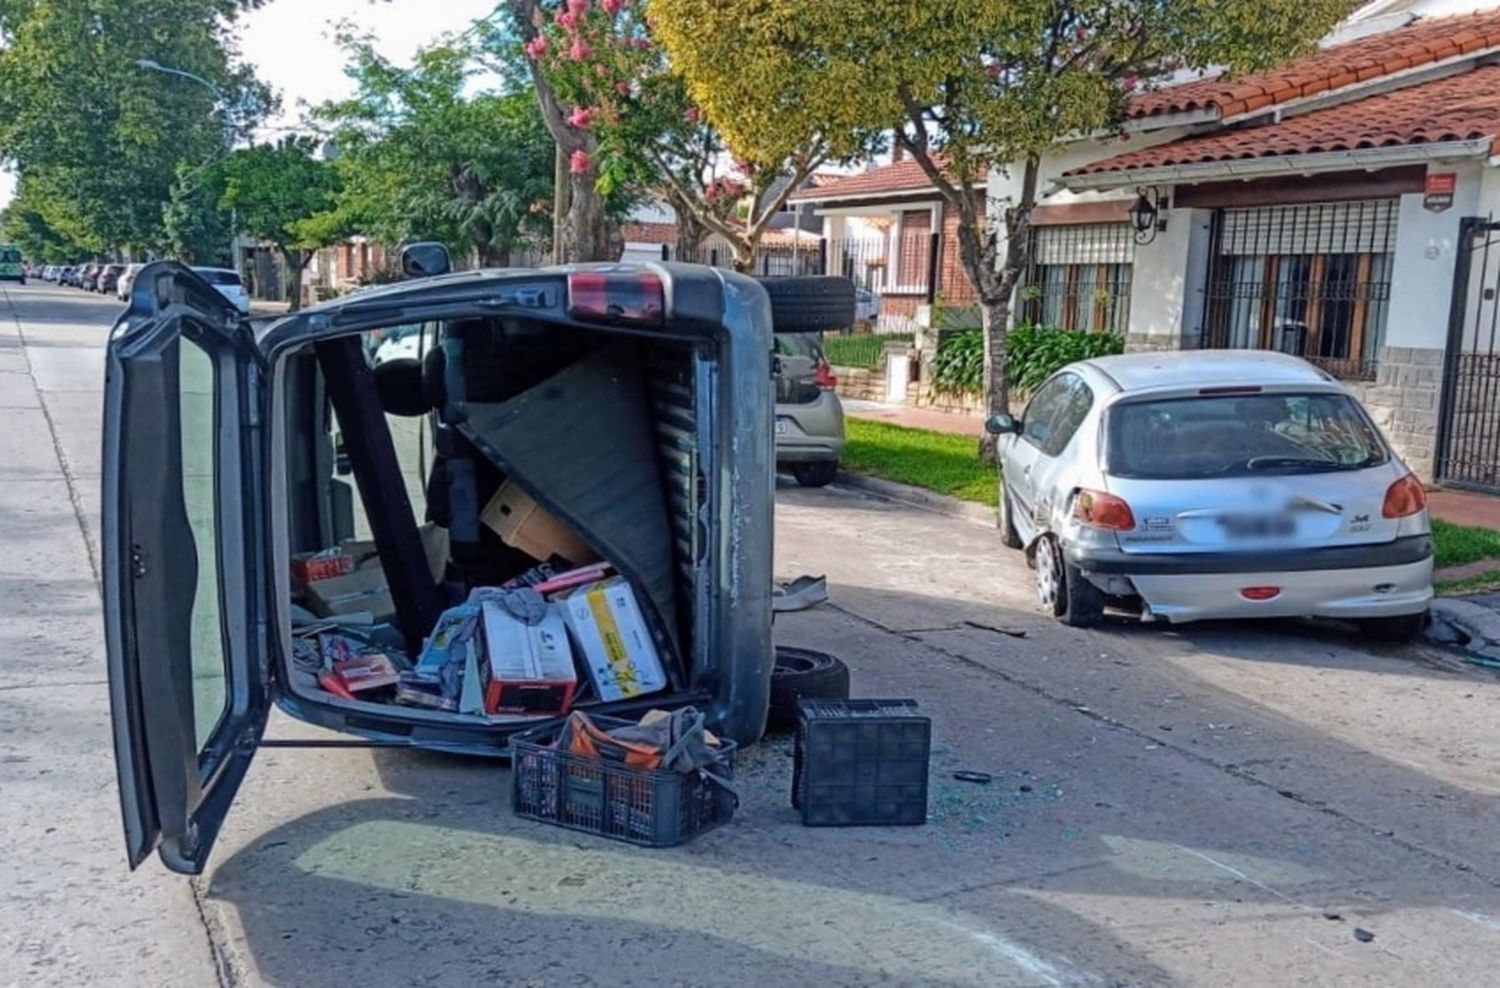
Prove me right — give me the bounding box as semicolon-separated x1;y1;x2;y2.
834;471;997;527
1428;598;1500;658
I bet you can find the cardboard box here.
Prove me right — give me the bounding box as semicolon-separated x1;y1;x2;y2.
332;654;400;693
481;601;577;714
559;578;667;702
291;548;354;587
481;481;596;565
304;567;395;622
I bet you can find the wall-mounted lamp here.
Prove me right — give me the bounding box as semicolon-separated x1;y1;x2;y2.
1129;187;1169;245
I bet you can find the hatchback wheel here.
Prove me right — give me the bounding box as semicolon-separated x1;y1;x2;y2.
1034;534;1104;627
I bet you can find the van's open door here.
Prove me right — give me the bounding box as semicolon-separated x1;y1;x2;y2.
104;262;269;875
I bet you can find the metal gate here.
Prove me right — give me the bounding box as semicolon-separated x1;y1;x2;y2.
1437;216;1500;492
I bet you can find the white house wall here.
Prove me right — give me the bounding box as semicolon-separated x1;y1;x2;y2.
1123;208;1215;351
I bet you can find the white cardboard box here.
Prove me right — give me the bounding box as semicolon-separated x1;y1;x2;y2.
480;602;577;713
559;577;667;701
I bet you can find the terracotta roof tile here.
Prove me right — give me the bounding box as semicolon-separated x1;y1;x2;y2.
1071;64;1500;178
1127;8;1500;120
785;157;987;203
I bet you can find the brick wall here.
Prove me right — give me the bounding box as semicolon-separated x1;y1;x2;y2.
938;203;980;304
1338;346;1443;482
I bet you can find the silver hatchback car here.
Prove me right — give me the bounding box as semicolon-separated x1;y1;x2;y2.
990;351;1433;640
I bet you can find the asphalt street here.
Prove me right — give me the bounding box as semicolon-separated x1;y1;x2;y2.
3;279;1500;987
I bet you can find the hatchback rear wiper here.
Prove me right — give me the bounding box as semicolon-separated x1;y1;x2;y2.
1244;455;1342;471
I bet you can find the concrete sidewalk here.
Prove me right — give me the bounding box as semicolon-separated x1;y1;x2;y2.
0;284;221;987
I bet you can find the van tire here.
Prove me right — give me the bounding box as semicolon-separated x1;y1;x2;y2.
767;647;851;731
760;276;856;333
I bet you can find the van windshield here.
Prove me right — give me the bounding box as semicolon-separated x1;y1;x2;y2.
1106;392;1389;479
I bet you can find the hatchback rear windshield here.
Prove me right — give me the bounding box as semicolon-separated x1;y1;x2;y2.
194;269;242;287
1106;392;1389;479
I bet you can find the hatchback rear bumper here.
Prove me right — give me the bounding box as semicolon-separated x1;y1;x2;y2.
1068;535;1433;623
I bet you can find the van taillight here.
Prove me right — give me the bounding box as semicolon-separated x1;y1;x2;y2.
1074;489;1135;531
1382;473;1427;518
567;272;664;326
814;359;837;390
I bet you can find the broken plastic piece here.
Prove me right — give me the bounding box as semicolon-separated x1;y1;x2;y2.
773;574;829;613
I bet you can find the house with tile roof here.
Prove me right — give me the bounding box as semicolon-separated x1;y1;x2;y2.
792;1;1500;487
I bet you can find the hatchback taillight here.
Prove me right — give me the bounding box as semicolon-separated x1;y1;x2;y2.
813;359;837;390
1074;490;1135;531
1382;473;1427;519
567;272;664;326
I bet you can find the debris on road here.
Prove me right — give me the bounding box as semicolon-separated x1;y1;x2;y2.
1354;928;1376;943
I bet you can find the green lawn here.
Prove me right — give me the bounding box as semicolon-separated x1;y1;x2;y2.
1432;518;1500;570
842;418;998;506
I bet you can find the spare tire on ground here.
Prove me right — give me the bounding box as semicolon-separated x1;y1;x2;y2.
767;646;851;731
759;276;856;333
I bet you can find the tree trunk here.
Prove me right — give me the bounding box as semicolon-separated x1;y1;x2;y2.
561;168;620;263
282;247;309;312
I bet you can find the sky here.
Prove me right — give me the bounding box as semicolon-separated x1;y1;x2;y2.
0;0;500;211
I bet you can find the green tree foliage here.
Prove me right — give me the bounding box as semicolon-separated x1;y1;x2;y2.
653;0;1355;427
163;161;234;266
217;137;342;310
316;35;554;268
0;0;272;255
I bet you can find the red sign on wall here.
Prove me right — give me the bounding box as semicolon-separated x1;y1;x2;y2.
1425;172;1456;213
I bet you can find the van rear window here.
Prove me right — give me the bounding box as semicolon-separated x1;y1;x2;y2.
1106;392;1388;479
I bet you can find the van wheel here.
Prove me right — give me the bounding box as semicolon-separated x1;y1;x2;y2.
767;647;851;731
1358;611;1429;642
791;460;838;487
1035;534;1104;627
999;481;1022;549
760;276;856;333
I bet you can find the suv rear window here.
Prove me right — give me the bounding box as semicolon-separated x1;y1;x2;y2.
1106;392;1388;479
194;269;242;287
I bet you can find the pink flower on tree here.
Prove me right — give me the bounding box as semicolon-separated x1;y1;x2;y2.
614;81;631;96
569;37;593;61
595;63;609;78
568;0;590;15
556;9;579;30
684;106;700;124
601;0;624;13
567;106;596;128
524;35;548;60
1121;73;1140;93
630;37;652;51
569;149;592;175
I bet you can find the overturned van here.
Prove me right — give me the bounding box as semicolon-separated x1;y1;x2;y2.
104;255;849;874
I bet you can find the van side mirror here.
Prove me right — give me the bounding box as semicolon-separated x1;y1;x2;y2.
986;413;1020;435
401;242;451;279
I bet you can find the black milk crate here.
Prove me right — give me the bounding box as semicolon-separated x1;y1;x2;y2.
793;699;930;826
510;715;738;847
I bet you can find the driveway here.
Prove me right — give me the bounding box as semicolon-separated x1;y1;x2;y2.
5;280;1500;986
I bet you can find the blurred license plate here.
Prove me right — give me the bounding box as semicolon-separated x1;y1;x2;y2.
775;417;790;435
1217;514;1296;539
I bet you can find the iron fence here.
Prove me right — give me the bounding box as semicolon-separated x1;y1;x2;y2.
661;234;940;304
1202;199;1397;379
1017;223;1135;333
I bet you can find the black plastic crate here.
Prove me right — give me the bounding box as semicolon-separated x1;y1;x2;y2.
510;715;738;847
793;699;930;826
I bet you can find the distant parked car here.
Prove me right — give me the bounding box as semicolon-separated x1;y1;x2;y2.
117;263;144;301
80;264;102;291
773;331;845;486
853;286;879;325
97;264;126;295
990;350;1432;640
190;266;251;314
